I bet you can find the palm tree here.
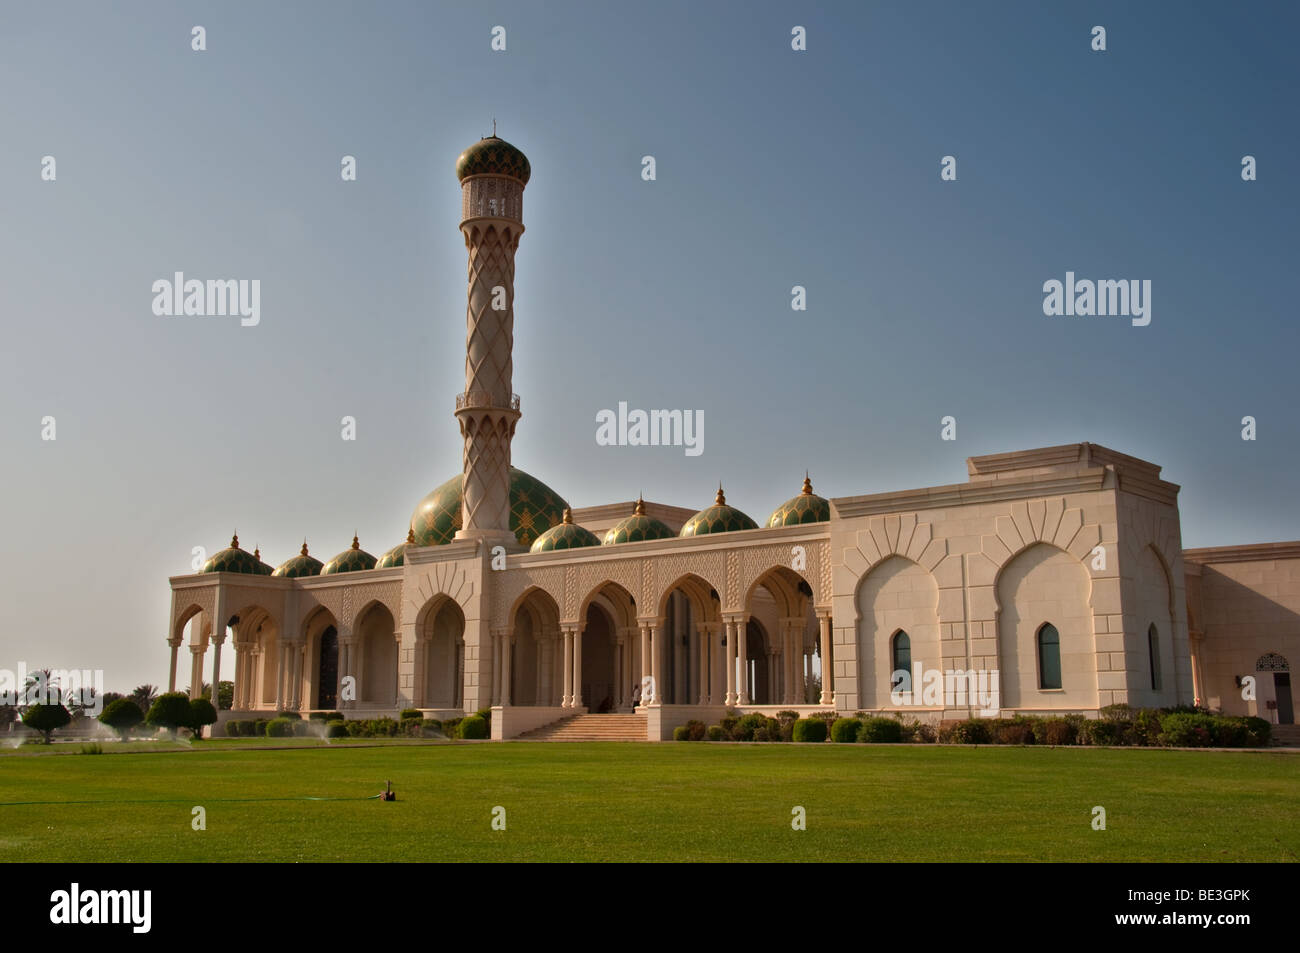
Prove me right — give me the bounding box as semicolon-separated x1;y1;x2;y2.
130;684;159;713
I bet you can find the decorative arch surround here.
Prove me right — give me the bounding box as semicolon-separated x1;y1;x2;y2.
419;598;466;709
995;542;1096;710
1257;652;1290;672
171;588;216;642
735;542;829;611
1132;544;1176;705
854;555;940;709
407;562;475;627
841;514;947;581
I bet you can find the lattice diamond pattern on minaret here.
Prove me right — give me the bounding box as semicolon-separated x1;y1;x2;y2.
464;224;518;408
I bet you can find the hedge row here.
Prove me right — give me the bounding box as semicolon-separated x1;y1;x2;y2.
223;708;494;740
675;710;936;743
933;706;1271;747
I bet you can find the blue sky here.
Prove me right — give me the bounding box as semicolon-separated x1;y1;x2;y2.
1;1;1296;689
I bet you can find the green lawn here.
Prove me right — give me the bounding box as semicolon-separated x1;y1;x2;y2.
1;742;1296;862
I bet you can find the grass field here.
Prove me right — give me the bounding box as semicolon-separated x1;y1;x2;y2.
2;741;1297;862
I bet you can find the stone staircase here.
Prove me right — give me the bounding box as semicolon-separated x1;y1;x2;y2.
517;713;649;742
1269;724;1300;747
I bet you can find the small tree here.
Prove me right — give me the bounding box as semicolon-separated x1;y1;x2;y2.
216;680;234;711
130;684;159;713
188;697;217;739
146;692;193;737
99;698;144;740
22;703;71;743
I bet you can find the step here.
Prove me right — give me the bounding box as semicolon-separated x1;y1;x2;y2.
518;714;648;742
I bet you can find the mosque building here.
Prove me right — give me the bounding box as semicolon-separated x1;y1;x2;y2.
166;135;1300;741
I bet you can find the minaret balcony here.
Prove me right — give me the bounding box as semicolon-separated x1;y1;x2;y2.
456;390;521;413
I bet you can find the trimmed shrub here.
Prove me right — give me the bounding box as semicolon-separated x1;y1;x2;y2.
1159;712;1215;747
732;713;768;742
1243;716;1272;747
442;717;464;739
474;708;492;734
830;717;861;743
673;725;690;741
1042;718;1076;745
719;715;740;740
858;716;903;743
308;711;330;721
22;703;71;743
995;719;1034;745
251;719;268;736
265;717;296;738
809;710;838;737
326;722;348;738
146;692;192;735
1211;716;1249;747
188;697;218;739
944;718;992;745
399;708;422;721
399;716;424;737
459;715;488;740
752;717;783;742
274;711;302;721
99;698;144;740
225;720;245;737
1132;708;1163;746
792;718;828;743
706;724;724;741
683;719;707;742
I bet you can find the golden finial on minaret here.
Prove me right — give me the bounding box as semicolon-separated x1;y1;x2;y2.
351;533;360;551
407;527;416;544
300;540;309;556
562;507;573;524
253;545;261;560
231;532;240;549
715;483;726;506
802;472;814;495
634;496;646;516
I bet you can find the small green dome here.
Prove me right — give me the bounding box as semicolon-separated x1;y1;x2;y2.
456;136;531;185
680;486;759;538
200;534;272;575
768;474;831;527
531;508;601;553
321;535;378;575
411;467;568;548
273;541;324;578
603;497;675;545
377;529;415;569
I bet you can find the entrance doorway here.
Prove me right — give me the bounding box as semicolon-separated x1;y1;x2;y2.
317;626;338;709
1275;673;1294;724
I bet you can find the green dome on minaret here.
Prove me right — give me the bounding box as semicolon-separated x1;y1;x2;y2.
377;529;416;569
321;535;378;575
456;135;531;184
273;541;324;578
531;508;601;553
680;485;759;537
411;467;567;548
603;497;675;545
768;474;832;527
200;534;272;575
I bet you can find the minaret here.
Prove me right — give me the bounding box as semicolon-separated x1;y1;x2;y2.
452;132;531;545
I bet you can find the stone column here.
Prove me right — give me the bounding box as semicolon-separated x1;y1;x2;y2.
562;628;574;708
211;633;225;709
573;626;584;709
500;631;513;706
817;612;833;705
639;623;652;704
697;625;710;704
167;639;181;692
710;625;725;704
737;619;750;705
653;623;668;705
724;620;737;705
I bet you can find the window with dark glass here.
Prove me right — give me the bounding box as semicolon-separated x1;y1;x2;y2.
1037;623;1061;690
891;630;911;692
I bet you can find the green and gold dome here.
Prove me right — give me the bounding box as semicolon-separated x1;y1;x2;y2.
680;486;759;537
531;508;601;553
321;535;378;575
273;541;324;578
603;497;675;545
410;467;568;548
768;474;831;527
200;534;272;575
377;529;415;569
456;135;531;185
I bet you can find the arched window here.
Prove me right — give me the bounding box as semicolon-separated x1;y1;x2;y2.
891;630;911;691
1037;623;1061;690
1148;624;1161;691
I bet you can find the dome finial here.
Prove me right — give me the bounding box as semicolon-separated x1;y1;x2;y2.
407;527;416;544
802;472;814;495
715;483;726;506
231;531;239;549
253;544;260;560
562;507;573;524
351;532;360;551
634;495;646;516
300;539;309;557
492;117;497;137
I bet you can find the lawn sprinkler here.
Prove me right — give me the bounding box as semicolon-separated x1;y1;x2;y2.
380;780;396;801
